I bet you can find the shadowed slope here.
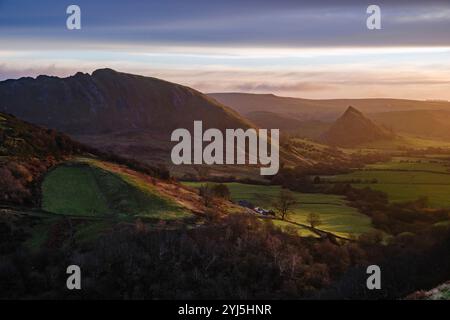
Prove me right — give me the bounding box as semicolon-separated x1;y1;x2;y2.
321;106;395;147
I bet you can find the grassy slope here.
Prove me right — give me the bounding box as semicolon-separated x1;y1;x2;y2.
42;166;110;216
327;156;450;208
42;160;190;220
37;156;259;249
184;182;375;238
35;158;198;250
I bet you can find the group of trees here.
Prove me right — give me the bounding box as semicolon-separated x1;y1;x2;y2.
198;183;231;207
0;113;85;158
1;210;448;300
272;190;322;230
95;149;171;180
324;183;450;236
0;213;368;299
272;190;297;220
0;158;56;206
271;151;390;192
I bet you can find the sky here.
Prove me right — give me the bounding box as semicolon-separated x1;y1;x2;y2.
1;0;450;99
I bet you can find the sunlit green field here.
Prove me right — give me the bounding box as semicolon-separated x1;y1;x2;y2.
42;165;110;216
184;182;375;238
42;161;188;220
327;157;450;208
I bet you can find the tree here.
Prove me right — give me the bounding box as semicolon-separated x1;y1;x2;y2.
0;166;30;204
306;212;322;229
211;184;230;200
273;190;297;220
199;183;214;207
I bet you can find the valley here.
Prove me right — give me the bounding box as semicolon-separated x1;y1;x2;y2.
2;0;450;302
1;71;450;299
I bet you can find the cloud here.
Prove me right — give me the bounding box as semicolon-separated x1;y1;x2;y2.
1;44;450;101
234;82;333;92
393;8;450;23
1;0;450;47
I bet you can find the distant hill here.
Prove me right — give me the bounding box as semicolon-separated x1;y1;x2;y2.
320;106;395;147
0;69;254;167
245;111;330;139
246;111;304;130
0;69;252;135
208;93;450;121
209;93;338;121
370;110;450;141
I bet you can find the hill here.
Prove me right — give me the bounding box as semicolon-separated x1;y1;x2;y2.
0;112;84;158
0;111;236;217
245;110;331;139
0;69;252;135
0;69;254;168
0;110;250;259
320;106;395;147
0;70;349;178
208;92;450;121
370;110;450;141
40;158;214;220
0;112;89;206
209;93;338;121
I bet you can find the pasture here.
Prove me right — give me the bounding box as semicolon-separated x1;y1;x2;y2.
184;182;375;238
327;156;450;208
42;160;189;220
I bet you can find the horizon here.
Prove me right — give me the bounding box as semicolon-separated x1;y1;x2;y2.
2;67;449;103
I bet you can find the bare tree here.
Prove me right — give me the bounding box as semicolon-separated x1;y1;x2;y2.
199;183;214;207
273;190;297;220
306;212;322;229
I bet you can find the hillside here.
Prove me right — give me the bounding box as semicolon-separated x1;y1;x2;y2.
370;110;450;141
209;93;338;121
406;281;450;300
246;111;331;139
0;69;252;135
0;112;88;206
0;70;343;178
40;158;239;220
0;70;255;168
209;93;450;121
320;106;395;147
0;110;250;262
0;112;84;158
0;111;237;218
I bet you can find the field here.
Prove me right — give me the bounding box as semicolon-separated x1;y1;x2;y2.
326;156;450;208
184;182;375;238
42;159;190;220
35;158;197;250
353;135;450;152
